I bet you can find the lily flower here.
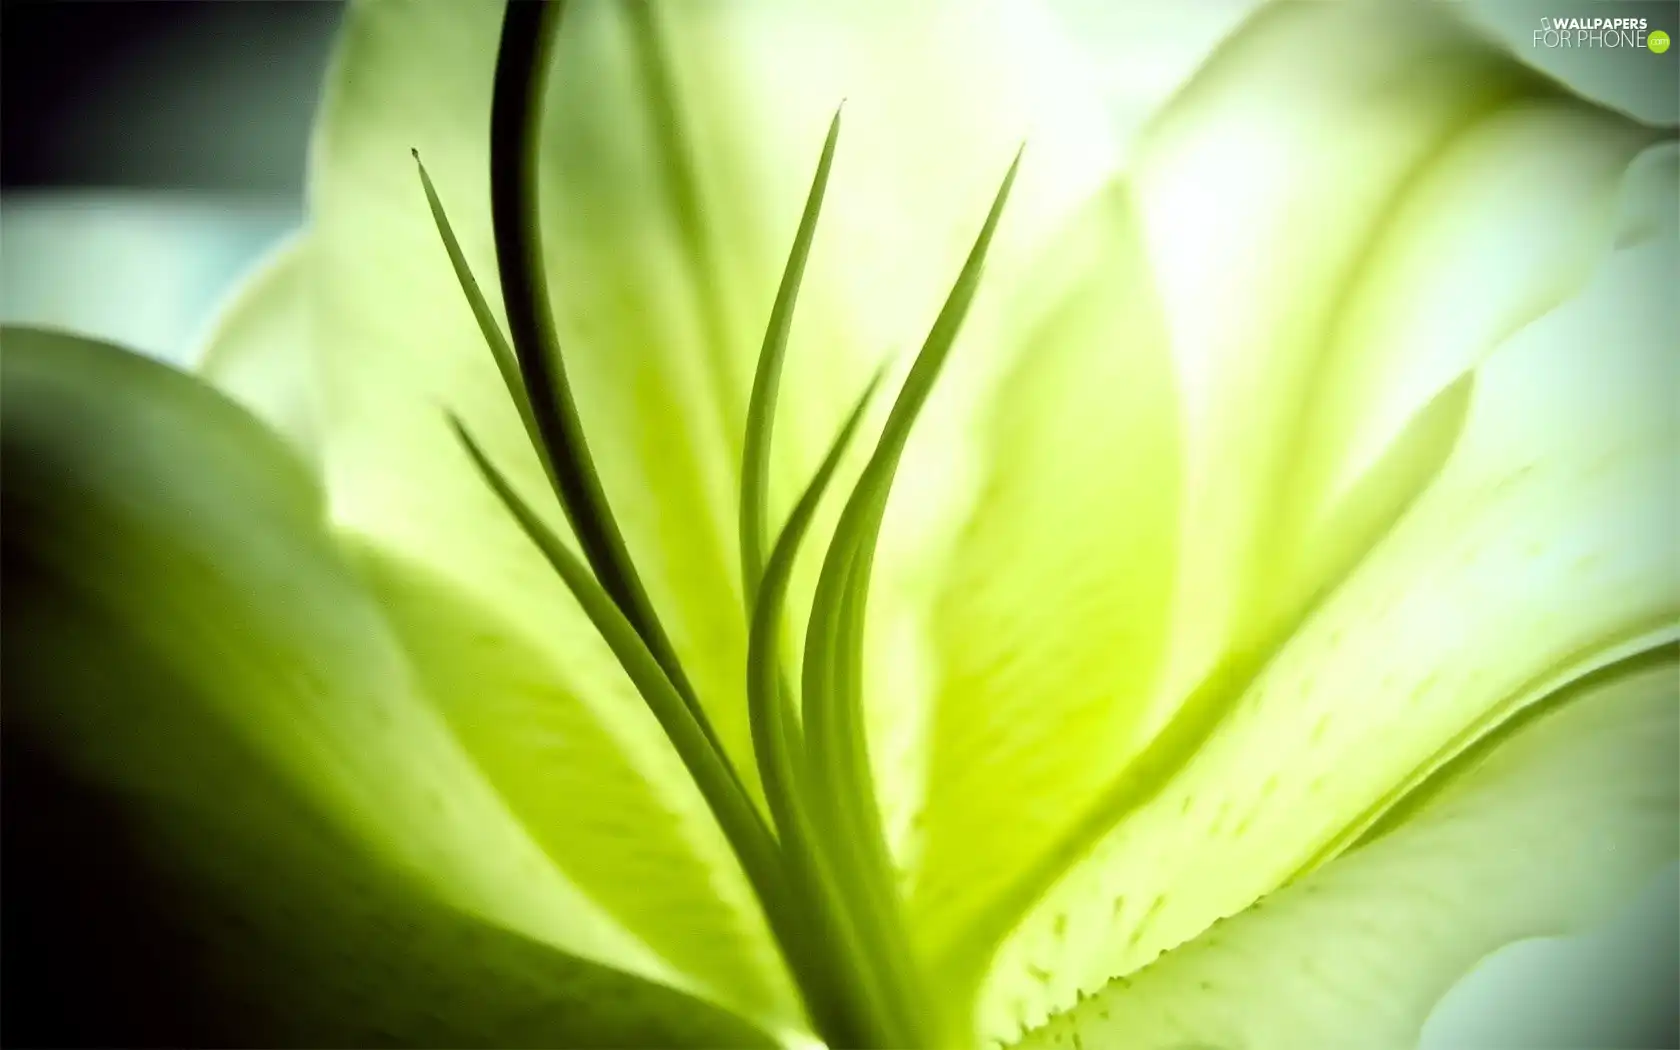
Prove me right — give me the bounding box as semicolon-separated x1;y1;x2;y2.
4;1;1675;1047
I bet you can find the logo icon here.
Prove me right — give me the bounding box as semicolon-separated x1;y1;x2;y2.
1651;29;1671;53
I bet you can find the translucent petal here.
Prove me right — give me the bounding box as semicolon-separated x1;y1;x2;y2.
1420;863;1679;1048
1273;102;1659;621
1128;1;1655;712
979;231;1679;1042
908;185;1181;966
892;3;1663;1032
1016;650;1679;1050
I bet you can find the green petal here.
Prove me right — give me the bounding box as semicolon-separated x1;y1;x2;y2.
908;185;1181;969
1015;649;1679;1050
1;329;774;1046
198;233;320;466
305;0;1119;795
797;149;1026;1049
5;674;776;1050
977;228;1679;1041
843;4;1268;897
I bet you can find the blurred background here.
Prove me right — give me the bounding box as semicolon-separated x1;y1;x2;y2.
2;1;337;359
2;2;1675;1047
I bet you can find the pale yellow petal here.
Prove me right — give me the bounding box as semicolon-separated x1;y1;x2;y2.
1016;651;1679;1050
978;230;1679;1042
1127;1;1648;709
908;186;1182;972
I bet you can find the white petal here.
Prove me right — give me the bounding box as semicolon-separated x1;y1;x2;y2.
977;227;1679;1042
1130;1;1654;710
1015;650;1679;1050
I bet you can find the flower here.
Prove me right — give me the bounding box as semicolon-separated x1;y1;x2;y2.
4;1;1675;1047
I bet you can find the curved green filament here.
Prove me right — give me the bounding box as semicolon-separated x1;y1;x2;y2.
748;367;901;1046
740;107;843;611
450;420;778;880
469;3;1037;1043
489;0;727;764
749;364;879;852
808;532;933;1044
448;417;852;1027
804;146;1023;795
799;148;1024;1046
411;150;544;468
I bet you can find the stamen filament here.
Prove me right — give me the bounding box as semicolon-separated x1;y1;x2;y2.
741;106;843;610
749;366;900;1046
489;0;729;767
411;150;545;470
470;3;1026;1044
800;148;1025;1045
449;417;836;1023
